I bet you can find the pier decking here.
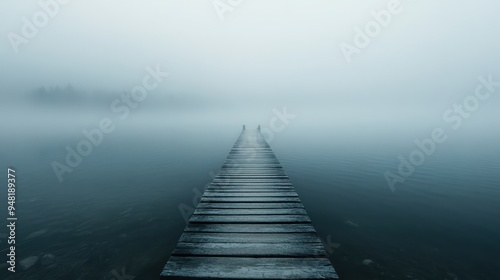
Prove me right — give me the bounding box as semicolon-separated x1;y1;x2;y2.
161;127;339;279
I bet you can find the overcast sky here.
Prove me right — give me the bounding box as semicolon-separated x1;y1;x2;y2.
1;0;500;127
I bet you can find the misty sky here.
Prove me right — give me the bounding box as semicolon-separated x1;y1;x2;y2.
1;0;500;127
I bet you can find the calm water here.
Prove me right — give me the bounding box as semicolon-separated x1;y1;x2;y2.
1;119;499;280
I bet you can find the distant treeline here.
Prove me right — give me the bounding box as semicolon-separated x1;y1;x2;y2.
29;85;125;107
26;84;190;111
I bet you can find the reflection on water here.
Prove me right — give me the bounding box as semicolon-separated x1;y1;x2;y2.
0;121;499;280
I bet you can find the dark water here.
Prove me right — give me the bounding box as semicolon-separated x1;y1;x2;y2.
1;119;499;280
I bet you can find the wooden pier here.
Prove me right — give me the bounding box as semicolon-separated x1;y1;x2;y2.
161;126;339;279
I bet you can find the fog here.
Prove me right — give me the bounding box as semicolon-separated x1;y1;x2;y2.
2;2;500;279
1;0;500;130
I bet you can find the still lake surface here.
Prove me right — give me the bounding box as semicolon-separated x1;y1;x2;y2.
1;115;499;280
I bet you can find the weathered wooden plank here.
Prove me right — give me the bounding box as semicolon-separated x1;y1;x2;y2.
172;242;326;257
206;188;294;192
228;149;274;153
229;153;275;155
218;168;285;171
178;232;321;243
207;188;294;191
228;151;275;154
231;148;271;150
224;160;275;162
184;223;316;233
229;148;270;150
225;159;277;162
221;164;283;168
226;154;274;156
217;170;286;175
228;151;272;153
209;187;293;190
193;208;307;215
224;159;280;163
210;183;293;187
203;192;298;197
220;166;280;168
205;190;295;194
228;150;272;152
189;214;311;224
212;180;292;184
207;187;292;189
215;176;290;180
213;176;287;179
216;173;285;176
205;190;294;193
196;203;304;209
161;257;339;279
200;197;301;203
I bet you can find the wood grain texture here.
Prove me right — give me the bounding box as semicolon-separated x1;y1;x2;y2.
196;202;304;209
200;197;301;203
202;192;298;197
161;257;338;279
188;214;311;224
172;242;327;257
193;208;307;215
178;232;321;243
184;224;317;233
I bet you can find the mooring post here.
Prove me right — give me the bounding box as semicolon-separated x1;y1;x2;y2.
243;125;246;130
257;125;261;131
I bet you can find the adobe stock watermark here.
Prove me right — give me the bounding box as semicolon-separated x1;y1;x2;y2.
7;0;71;54
339;0;408;64
178;106;296;223
260;106;296;143
213;0;243;21
384;75;499;192
318;234;341;258
51;65;169;182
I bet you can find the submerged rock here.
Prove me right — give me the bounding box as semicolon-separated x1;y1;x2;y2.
362;259;374;266
20;256;39;270
346;220;360;228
